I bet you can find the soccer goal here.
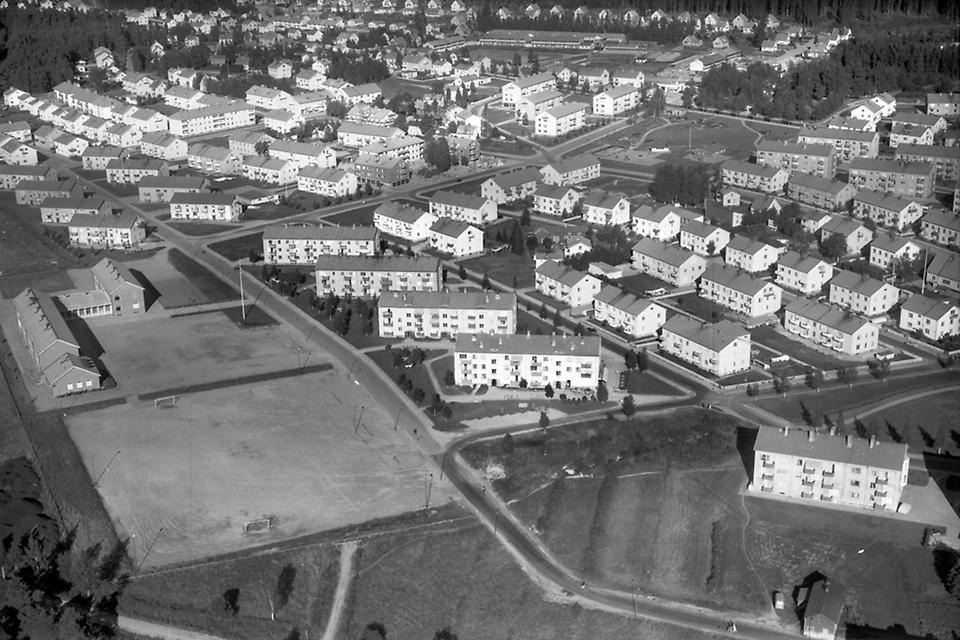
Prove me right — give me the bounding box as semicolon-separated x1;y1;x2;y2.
243;517;275;534
154;395;178;409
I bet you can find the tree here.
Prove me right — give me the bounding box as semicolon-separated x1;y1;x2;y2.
520;207;531;226
648;86;666;117
254;139;271;156
819;234;848;260
435;627;459;640
706;240;716;256
276;564;297;610
510;220;525;255
636;348;648;372
502;433;514;455
772;374;789;396
596;382;608;403
804;367;824;391
624;350;637;370
539;411;549;430
746;383;759;397
424;138;451;172
544;383;554;399
481;274;491;290
681;82;696;108
836;410;846;434
622;394;636;417
458;264;467;280
444;369;456;386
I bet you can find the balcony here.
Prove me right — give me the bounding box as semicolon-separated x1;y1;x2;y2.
874;476;887;486
874;490;888;498
759;484;773;493
801;478;816;488
802;467;816;475
821;482;834;490
800;491;814;499
761;473;773;482
822;470;835;478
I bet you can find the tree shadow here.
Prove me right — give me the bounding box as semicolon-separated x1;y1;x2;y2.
844;623;937;639
886;421;903;444
800;400;813;426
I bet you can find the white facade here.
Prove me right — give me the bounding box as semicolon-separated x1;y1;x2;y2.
169;193;242;222
379;291;517;339
429;190;498;226
828;272;900;317
454;333;601;390
679;221;730;256
535;260;603;307
592;286;667;338
659;316;751;377
297;167;358;198
373;203;437;242
167;103;256;137
631;239;707;287
592;85;639;116
581;192;630;226
242;156;298;185
899;294;960;340
775;252;834;294
724;236;781;273
535;103;587;137
783;298;879;355
428;220;483;257
699;266;783;318
262;225;379;264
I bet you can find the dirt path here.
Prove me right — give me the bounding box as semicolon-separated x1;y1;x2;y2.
321;539;358;640
117;615;229;640
851;385;960;420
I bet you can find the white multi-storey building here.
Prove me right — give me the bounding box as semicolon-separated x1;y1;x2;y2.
679;221;731;256
920;209;960;246
775;252;834;294
428;219;483;257
535;102;587;138
783;298;879;355
169;193;242;222
269;140;336;169
631;239;707;287
379;291;517;339
540;155;601;186
105;158;168;185
314;255;441;297
592;84;639;116
535;260;603;307
592;286;667;338
429;190;498;226
167;102;256;137
852;191;924;231
501;72;557;108
454;333;602;390
373;202;437;242
869;236;921;271
828;271;900;317
67;212;145;249
297;167;358;198
533;183;581;217
631;204;702;241
699;265;783;318
724;235;782;273
659;316;751;377
720;160;789;193
819;217;874;255
580;191;630;226
138;132;187;161
898;294;960;341
242;156;298;185
262;224;380;263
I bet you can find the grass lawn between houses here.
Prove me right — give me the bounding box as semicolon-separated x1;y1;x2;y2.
461;251;536;289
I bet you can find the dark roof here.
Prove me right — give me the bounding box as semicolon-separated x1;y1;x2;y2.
757;426;905;470
804;578;847;627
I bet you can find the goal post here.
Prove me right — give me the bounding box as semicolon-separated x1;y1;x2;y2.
243;517;275;534
154;395;178;409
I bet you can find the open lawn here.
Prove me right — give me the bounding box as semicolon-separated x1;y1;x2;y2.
209;232;263;261
869;390;960;454
0;192;72;277
342;516;726;640
479;136;538;156
167;221;241;236
619;272;674;296
641;116;762;158
241;203;298;221
461;252;536;289
751;325;862;371
583;174;649;195
620;370;685;396
0;268;74;298
668;293;729;323
321;198;419;226
377;74;431;100
120;247;236;307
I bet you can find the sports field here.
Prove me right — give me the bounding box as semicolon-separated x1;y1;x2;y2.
67;366;456;568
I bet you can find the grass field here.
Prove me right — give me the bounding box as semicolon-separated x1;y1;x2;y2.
341;517;727;640
641;116;763;158
241;203;298;221
167;221;241;236
846;388;960;454
118;247;236;308
0;267;74;298
619;272;673;296
209;232;263;261
0;192;73;278
121;544;340;640
751;325;861;371
461;252;536;289
584;174;650;195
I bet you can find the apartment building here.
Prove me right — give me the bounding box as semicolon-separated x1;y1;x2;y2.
775;251;834;294
262;224;379;263
535;260;603;307
752;426;908;512
852;191;923;231
337;122;404;148
345;104;399;126
659;316;751;377
796;127;879;162
592;84;639;116
847;158;935;199
16;179;83;206
297;166;358;198
888;123;933;149
429;219;483;257
533;183;581;217
926;92;960;117
501;72;557;108
783;298;879;355
268;140;336;170
755;140;836;179
539;155;601;186
480;167;541;203
592;286;667;338
535;103;587;138
785;173;857;210
828;271;900;317
186;143;241;175
80;145;125;171
720;159;789;194
631;204;703;241
894;144;960;182
925;252;960;292
820;217;874;255
139;132;187;161
245;85;294;110
137;176;208;203
580;191;630;226
105;158;169;185
453;333;602;390
0;134;36;165
39;195;109;224
868;235;920;270
359;135;425;164
429;190;498;226
724;235;782;273
898;294;960;341
699;265;783;317
67;212;145;249
242;156;298;185
679;220;731;256
0;164;56;190
169;193;242;222
890;111;947;134
631;239;707;287
518;89;564;121
920;209;960;246
373;202;437;241
352;154;410;187
227;130;275;157
379;291;517;339
167;102;256;137
314;255;441;297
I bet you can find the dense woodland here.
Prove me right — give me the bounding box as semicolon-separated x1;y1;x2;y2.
697;31;959;120
97;0;239;12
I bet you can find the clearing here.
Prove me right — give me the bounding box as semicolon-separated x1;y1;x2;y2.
119;247;237;308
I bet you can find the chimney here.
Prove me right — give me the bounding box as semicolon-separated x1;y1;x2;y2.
846;435;852;448
829;425;836;437
782;426;789;437
807;430;814;443
869;435;876;448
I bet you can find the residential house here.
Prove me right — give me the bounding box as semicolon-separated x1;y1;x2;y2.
336;122;404;148
262;224;379;263
373;201;437;241
314;255;441;297
894;144;960;182
785;173;856;211
580;190;630;226
700;265;783;317
80;146;125;171
920;209;960;246
139;132;188;161
926;93;960;117
535;260;603;307
269;139;336;169
853;191;924;231
428;219;483;257
631;205;702;241
796;127;879;163
429;190;498;226
888;123;934;148
783;298;879;355
15;179;82;206
828;271;900;317
480;168;540;203
533;183;581;217
592;286;667;338
775;252;834;294
755;140;836;179
925;252;960;292
378;290;517;339
169;192;242;222
186;143;241;175
297;167;358;198
539;155;601;186
39;195;109;224
167;102;256;137
241;156;298;185
631;239;707;287
501;72;557;108
847;158;935;199
453;333;602;390
267;58;294;79
724;235;782;273
679;220;730;256
820;217;874;255
802;578;847;640
721;159;789;193
869;235;921;271
352;154;410;187
535;102;587;138
659;316;751;376
899;294;960;341
67;212;145;249
137;176;208;203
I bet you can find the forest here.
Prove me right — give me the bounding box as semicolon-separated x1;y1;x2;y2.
696;31;959;120
98;0;239;12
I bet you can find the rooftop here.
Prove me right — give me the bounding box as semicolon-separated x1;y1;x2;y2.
848;158;935;176
900;293;957;320
632;238;701;268
454;332;601;358
662;315;748;352
784;297;874;335
263;223;377;241
430;189;490;210
778;251;831;274
594;285;657;316
380;290;516;311
374;201;431;224
829;270;889;297
702;264;777;296
756;425;906;470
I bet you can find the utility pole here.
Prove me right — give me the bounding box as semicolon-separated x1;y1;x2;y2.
354;405;365;434
93;450;121;488
920;244;929;294
424;473;433;508
238;259;246;320
136;527;164;572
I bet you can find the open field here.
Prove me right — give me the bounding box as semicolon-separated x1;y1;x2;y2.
0;267;74;298
846;388;960;454
119;247;236;308
166;221;241;236
461;252;536;288
67;363;457;567
377;74;432;99
751;325;862;371
618;272;674;296
342;516;726;640
0;192;72;278
241;202;298;221
641;116;763;158
209;232;263;261
584;174;649;195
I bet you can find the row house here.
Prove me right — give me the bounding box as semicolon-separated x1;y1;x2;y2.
868;235;921;271
297;166;358;198
899;294;960;341
819;217;874;255
752;426;908;512
137;175;208;203
373;201;437;241
453;333;602;390
378;291;517;339
592;84;639;117
828;271;900;317
920;209;960;246
139;132;188;161
783;298;879;355
796;127;878;163
352;154;410;187
337;122;405;148
659;316;751;377
631;204;702;241
535;260;603;307
631;238;707;287
894;144;960;182
699;265;783;318
580;191;630;226
187;143;241;175
535;102;587;138
480;167;541;203
39;195;109;224
679;220;730;256
314;255;441;297
263;110;303;135
852;191;924;231
775;251;834;294
80;145;125;171
755;140;836;179
533;183;581;217
103;123;142;148
269;140;336;169
169;192;242;222
67;212;145;249
723;235;782;273
263;224;379;264
242;156;298;185
428;219;483;257
429;190;498;226
16;179;83;206
592;286;667;338
847;158;935;199
720;159;788;194
0;135;38;165
105;158;169;185
167;102;256;137
540;155;601;186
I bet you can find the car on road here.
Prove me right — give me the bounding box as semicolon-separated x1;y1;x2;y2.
645;287;668;297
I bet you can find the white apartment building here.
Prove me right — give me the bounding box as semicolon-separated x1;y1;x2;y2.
80;146;125;171
752;426;908;512
783;298;879;355
315;255;440;298
592;84;639;116
336;122;404;148
297;167;358;198
167;102;256;137
535;260;603;308
242;156;298;185
852;191;924;231
533;183;581;217
373;202;437;241
263;110;302;135
659;316;751;377
262;224;379;263
501;72;557;108
480;168;541;203
819;217;874;255
724;235;782;273
454;333;602;390
379;291;517;339
796;127;879;162
39;196;110;224
631;239;707;287
429;219;483;257
899;294;960;341
67;212;145;249
679;221;731;256
581;191;630;226
775;252;834;294
0;135;38;165
169;193;242;222
360;135;425;164
869;236;921;271
268;140;336;169
429;190;498;226
920;209;960;246
699;265;783;318
540;155;601;186
518;90;564;122
535;103;587;138
245;85;294;110
828;271;900;317
138;132;187;161
631;204;702;241
104;158;168;185
186;143;241;175
720;159;789;194
592;285;667;338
